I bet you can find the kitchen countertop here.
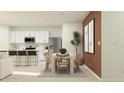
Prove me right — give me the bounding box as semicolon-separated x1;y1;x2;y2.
13;49;38;51
0;49;39;51
0;51;8;52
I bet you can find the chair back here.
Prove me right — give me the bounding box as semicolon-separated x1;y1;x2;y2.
56;53;70;65
9;51;17;56
28;51;37;56
18;51;26;56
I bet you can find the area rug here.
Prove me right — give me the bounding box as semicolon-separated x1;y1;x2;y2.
38;67;87;78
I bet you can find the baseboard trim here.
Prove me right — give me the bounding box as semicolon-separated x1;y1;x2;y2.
0;74;12;80
83;65;102;81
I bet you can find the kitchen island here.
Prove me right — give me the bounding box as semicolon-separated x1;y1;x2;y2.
0;51;13;79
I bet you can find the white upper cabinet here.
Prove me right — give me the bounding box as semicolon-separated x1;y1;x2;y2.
35;31;49;43
15;31;25;43
39;31;44;43
10;31;25;43
34;31;40;43
43;31;49;43
30;31;35;37
10;31;49;43
10;31;16;43
19;31;25;43
38;31;49;43
24;31;30;37
24;31;36;37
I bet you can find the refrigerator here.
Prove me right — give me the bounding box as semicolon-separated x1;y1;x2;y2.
49;37;62;53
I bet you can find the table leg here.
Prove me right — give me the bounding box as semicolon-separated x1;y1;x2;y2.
70;58;74;74
51;56;55;74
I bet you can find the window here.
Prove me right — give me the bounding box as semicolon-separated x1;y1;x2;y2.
84;25;89;52
84;19;95;54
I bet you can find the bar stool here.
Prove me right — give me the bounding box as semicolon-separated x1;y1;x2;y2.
9;51;18;66
27;51;38;66
18;51;27;66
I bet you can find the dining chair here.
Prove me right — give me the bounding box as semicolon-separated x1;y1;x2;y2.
44;50;50;71
27;51;38;66
9;51;18;66
18;51;27;66
56;53;70;73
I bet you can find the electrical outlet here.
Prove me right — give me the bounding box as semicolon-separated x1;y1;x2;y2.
89;62;92;66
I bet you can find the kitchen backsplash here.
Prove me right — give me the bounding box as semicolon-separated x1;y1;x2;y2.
10;43;48;50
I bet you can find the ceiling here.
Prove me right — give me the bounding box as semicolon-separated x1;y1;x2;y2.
0;11;89;27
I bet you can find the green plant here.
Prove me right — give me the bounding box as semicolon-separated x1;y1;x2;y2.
70;31;81;58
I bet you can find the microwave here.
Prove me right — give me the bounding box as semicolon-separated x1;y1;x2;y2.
25;37;35;43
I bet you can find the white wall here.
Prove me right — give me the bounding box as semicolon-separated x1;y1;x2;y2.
11;26;62;37
62;23;83;56
0;26;10;50
102;12;124;81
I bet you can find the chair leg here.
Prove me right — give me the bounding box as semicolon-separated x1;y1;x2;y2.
27;56;28;66
55;62;57;72
35;56;38;66
76;63;80;71
56;65;58;73
68;64;70;73
67;67;69;73
45;63;49;71
35;56;37;66
26;56;29;66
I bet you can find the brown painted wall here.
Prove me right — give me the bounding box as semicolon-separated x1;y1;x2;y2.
83;11;101;77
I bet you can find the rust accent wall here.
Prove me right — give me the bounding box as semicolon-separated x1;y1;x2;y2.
83;11;101;77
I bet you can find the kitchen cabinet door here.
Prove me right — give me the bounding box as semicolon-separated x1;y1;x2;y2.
10;31;16;43
35;31;40;43
39;31;45;43
19;31;25;43
30;31;35;37
24;31;35;37
15;31;25;43
24;31;30;37
15;31;21;43
44;31;49;43
39;31;49;43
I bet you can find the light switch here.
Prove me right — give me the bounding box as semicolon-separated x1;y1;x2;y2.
98;41;100;45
